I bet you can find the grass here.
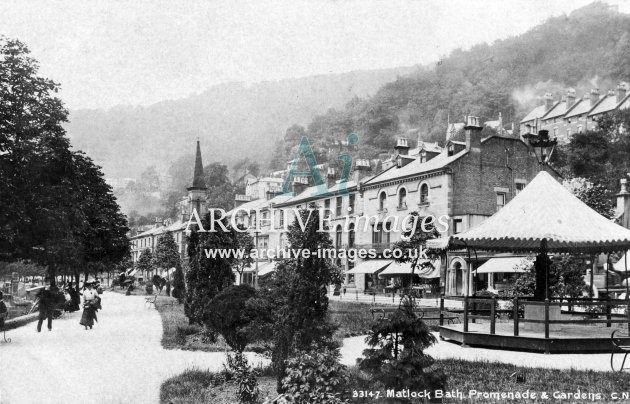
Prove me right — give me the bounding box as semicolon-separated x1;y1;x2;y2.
160;368;278;404
155;296;230;352
161;360;630;404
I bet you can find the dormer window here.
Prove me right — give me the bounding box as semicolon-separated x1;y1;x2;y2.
420;151;427;163
447;144;454;157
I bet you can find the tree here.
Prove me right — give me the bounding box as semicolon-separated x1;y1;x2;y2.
0;38;129;287
233;231;254;285
153;232;181;274
511;255;587;299
564;177;615;219
184;217;238;324
204;162;236;210
136;249;154;278
358;297;445;392
171;261;186;303
269;205;343;390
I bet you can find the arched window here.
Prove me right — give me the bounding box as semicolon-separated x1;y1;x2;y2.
379;191;387;211
348;223;355;247
420;183;429;204
335;225;343;247
398;188;407;209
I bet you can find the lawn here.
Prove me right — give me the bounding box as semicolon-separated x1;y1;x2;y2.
161;360;630;403
155;296;231;352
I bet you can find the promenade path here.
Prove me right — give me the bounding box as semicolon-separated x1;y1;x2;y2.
0;292;265;404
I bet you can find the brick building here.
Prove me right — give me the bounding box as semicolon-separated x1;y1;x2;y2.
521;82;630;142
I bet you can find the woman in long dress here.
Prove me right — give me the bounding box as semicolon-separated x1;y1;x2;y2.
80;283;98;330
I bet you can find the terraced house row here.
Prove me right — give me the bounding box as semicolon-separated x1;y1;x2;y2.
225;116;546;297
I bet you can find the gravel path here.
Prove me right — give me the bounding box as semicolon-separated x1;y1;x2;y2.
340;334;614;371
0;292;265;404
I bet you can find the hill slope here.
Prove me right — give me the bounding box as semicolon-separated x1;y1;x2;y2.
64;67;418;178
272;2;630;168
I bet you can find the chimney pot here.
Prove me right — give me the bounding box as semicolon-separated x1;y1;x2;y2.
464;115;482;151
617;82;628;104
544;93;555;111
590;88;600;107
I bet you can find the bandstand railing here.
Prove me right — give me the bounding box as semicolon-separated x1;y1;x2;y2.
439;296;630;340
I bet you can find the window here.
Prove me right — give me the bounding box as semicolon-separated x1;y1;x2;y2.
324;199;331;218
420;183;429;204
553;128;558;138
420;151;427;163
577;125;583;133
378;192;387;212
515;182;526;195
348;223;355;247
335;225;343;247
348;194;355;214
279;210;284;228
453;218;463;234
335;196;343;216
398;188;407;209
372;222;391;246
496;192;506;211
447;144;454;157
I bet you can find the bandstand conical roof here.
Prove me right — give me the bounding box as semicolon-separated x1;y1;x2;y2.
451;170;630;253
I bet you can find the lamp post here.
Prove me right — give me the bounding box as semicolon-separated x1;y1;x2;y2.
523;130;558;301
523;129;558;167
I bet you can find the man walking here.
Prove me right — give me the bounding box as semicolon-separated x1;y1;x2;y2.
36;286;61;332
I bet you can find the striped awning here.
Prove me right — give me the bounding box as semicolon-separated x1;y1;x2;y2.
426;237;450;250
378;259;440;278
452;171;630;253
257;261;278;276
346;259;391;274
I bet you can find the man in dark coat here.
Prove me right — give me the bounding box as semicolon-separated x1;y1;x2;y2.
36;286;62;332
0;291;7;329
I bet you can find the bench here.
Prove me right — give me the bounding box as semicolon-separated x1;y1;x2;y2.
369;307;460;324
611;330;630;372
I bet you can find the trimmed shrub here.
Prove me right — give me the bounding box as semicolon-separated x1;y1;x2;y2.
282;345;349;404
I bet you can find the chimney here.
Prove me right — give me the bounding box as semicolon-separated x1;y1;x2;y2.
265;190;275;201
464;116;482;151
590;89;600;107
326;166;337;189
394;137;410;155
617;82;628;104
234;194;252;208
566;88;576;109
617;177;630;229
544;93;555;111
353;159;371;186
292;176;309;195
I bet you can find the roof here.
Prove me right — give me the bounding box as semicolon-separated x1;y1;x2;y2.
225;198;267;216
542;100;568;121
589;93;630;117
564;98;593;118
131;220;188;239
451;170;630;253
473;256;533;274
363;149;467;187
521;105;548;123
189;140;206;190
275;180;357;206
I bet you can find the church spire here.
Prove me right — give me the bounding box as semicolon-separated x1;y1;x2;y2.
189;139;206;190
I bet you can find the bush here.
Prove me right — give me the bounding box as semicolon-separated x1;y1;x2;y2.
145;282;154;295
203;284;258;352
282;345;349;404
225;352;260;404
172;264;186;303
358;297;445;393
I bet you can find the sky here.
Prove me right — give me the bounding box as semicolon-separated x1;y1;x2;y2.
0;0;628;110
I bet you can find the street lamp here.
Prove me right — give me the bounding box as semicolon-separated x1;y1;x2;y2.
524;129;558;166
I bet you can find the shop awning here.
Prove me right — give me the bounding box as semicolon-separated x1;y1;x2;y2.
346;259;391;274
160;267;176;278
613;252;630;272
378;260;440;278
257;261;278;276
426;237;451;250
472;257;533;274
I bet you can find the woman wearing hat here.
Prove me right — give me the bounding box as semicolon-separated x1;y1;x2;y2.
80;281;98;330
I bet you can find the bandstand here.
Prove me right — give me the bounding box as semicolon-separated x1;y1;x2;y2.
437;170;630;354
